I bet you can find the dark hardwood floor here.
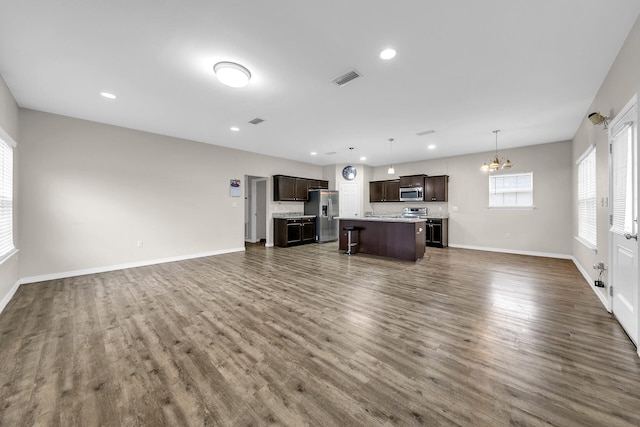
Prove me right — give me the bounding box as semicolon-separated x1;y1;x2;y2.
0;243;639;426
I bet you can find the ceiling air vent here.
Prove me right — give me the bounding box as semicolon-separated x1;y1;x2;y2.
249;118;265;125
331;70;361;87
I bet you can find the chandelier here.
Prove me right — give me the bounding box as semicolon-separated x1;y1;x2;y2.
481;130;513;172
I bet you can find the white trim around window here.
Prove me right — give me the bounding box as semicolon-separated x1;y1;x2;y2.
488;172;534;209
576;145;597;250
0;127;15;263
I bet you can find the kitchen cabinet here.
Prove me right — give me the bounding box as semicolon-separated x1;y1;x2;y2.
425;218;448;248
425;175;449;202
307;179;329;190
369;180;401;202
399;175;427;188
273;175;328;201
274;217;316;247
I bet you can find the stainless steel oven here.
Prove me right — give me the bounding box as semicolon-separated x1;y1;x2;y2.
399;187;424;202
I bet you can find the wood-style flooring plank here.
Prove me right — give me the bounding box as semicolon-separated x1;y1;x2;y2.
1;243;639;426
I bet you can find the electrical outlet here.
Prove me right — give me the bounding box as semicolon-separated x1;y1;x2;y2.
136;240;143;248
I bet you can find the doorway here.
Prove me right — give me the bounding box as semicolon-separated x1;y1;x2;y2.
609;93;639;355
244;175;267;244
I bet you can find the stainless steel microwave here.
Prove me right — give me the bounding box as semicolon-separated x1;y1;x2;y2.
399;187;424;201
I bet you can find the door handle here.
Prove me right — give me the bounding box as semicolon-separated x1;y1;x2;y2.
624;233;638;240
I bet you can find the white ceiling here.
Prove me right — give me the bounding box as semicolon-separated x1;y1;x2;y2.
1;1;639;166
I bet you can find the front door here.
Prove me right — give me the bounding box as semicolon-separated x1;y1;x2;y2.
609;94;639;351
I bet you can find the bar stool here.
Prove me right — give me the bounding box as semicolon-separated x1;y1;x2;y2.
343;226;360;255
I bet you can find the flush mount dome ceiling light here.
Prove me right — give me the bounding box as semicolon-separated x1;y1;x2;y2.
213;62;251;88
380;48;396;60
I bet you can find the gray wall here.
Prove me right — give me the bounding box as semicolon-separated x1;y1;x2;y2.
369;140;573;257
572;14;640;306
0;74;19;310
17;109;325;280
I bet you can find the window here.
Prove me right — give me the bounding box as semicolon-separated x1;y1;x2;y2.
488;172;533;208
0;130;15;261
577;146;597;249
610;123;635;236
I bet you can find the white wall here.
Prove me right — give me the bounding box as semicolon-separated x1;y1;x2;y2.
368;141;573;257
572;14;640;307
0;74;19;312
17;109;325;281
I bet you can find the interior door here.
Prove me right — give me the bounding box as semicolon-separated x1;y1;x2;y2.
609;94;639;351
339;182;360;218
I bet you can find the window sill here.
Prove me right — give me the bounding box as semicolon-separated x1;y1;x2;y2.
574;236;597;253
487;206;536;210
0;248;18;267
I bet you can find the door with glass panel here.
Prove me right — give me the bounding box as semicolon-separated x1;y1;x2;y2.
609;93;639;351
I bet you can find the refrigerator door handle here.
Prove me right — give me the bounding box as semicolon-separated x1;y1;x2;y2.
328;199;332;221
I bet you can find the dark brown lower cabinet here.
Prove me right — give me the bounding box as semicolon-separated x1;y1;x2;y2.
425;218;448;248
274;217;316;247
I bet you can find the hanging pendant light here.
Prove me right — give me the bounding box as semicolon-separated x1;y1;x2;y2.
481;130;513;172
387;138;395;175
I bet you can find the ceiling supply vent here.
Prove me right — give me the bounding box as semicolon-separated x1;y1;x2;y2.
416;129;436;136
324;151;337;155
331;70;361;87
249;118;265;125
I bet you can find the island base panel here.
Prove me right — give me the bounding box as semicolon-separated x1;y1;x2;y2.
338;219;425;261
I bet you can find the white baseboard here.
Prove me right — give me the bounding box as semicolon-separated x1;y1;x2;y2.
0;279;20;315
20;247;246;285
571;256;611;312
448;244;572;260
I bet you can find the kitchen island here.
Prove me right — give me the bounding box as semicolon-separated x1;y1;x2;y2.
338;217;426;261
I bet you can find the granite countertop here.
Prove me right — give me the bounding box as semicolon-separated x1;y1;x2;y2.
338;216;427;223
273;214;317;219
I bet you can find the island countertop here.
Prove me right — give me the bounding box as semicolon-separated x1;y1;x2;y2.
337;216;426;223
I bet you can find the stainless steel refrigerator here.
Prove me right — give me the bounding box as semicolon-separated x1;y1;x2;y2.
305;189;339;243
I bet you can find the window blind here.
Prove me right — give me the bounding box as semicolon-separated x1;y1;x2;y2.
610;124;635;236
577;147;597;247
0;135;14;260
488;172;533;208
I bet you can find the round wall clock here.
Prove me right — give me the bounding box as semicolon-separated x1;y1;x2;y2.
342;165;357;180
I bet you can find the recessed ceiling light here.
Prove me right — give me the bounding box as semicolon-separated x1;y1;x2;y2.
100;92;116;99
360;156;367;161
230;126;240;131
214;62;251;88
310;152;317;156
380;48;396;60
428;144;436;150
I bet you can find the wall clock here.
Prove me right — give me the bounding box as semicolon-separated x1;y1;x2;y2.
342;165;357;180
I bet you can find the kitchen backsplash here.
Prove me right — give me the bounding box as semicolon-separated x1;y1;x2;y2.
369;203;449;218
273;212;305;218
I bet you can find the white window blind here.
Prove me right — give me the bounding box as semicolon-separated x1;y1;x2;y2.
577;146;597;248
0;134;14;260
488;172;533;208
610;124;635;236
